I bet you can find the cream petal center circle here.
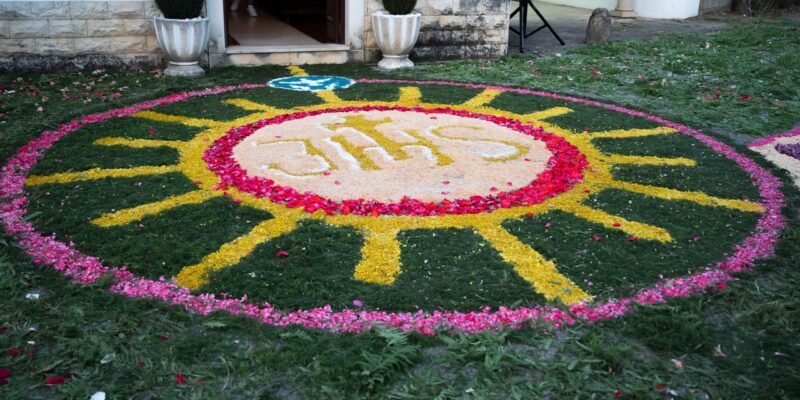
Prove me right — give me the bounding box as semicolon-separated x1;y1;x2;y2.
232;110;553;203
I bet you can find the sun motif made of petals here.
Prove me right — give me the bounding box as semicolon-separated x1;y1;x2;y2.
23;67;765;311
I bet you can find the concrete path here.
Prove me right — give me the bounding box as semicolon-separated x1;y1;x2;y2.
508;2;730;55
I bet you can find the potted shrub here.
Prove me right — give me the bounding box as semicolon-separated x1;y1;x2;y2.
372;0;421;70
153;0;209;77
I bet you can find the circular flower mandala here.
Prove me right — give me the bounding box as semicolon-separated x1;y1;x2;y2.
0;68;786;335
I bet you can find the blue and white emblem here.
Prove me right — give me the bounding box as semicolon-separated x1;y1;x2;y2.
267;75;355;92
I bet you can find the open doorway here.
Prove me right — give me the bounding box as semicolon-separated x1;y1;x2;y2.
225;0;345;48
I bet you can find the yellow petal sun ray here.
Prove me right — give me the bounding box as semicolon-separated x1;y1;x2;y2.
287;65;309;76
25;165;180;186
587;126;678;140
315;90;343;104
610;181;765;213
132;110;222;128
91;190;221;228
523;107;574;121
354;227;402;284
558;204;673;242
474;224;592;304
397;86;423;106
461;89;503;108
93;137;188;151
606;154;697;167
223;98;282;113
175;216;300;290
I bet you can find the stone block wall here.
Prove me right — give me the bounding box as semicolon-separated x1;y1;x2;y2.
365;0;509;62
0;1;162;72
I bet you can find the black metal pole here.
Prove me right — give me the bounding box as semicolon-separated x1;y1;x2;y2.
529;1;565;46
519;1;527;53
509;0;565;53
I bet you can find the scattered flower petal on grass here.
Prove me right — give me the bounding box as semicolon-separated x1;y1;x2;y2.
6;348;22;357
45;375;66;385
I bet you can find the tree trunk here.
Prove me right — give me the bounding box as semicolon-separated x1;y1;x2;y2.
732;0;749;14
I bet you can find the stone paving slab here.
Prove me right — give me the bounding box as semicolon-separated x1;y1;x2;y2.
508;2;730;55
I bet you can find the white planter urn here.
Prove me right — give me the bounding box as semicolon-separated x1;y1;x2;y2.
372;11;421;70
153;16;210;78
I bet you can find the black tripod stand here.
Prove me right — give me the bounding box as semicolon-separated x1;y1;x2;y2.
509;0;565;53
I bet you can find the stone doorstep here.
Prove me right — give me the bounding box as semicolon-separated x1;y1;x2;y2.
224;43;350;54
213;48;350;67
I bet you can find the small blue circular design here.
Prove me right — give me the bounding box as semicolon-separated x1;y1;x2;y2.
267;75;355;92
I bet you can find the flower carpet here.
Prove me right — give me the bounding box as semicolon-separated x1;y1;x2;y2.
749;125;800;189
0;66;787;335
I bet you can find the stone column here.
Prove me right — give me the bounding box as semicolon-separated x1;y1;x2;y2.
611;0;638;18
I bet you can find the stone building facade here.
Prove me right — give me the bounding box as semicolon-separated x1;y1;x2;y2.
0;1;162;71
0;0;510;72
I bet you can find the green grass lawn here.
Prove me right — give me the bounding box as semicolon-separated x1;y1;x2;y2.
1;18;799;400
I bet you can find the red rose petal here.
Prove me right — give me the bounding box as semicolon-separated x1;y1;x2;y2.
276;250;290;258
6;348;22;357
45;375;66;385
175;373;187;384
0;368;10;379
591;234;604;241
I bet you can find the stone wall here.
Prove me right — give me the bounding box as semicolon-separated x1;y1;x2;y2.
365;0;509;62
0;1;162;72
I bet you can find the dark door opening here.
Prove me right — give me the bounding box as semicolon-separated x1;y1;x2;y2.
225;0;344;47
